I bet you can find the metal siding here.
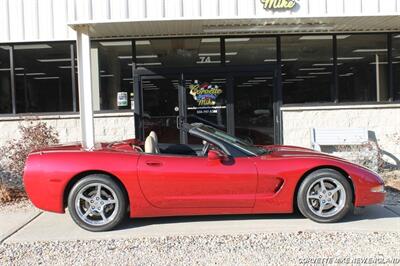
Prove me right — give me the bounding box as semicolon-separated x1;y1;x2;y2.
146;0;163;18
75;0;91;22
362;0;380;14
8;0;24;41
344;0;362;14
200;0;219;17
380;0;398;13
53;0;69;40
326;0;344;15
38;0;53;40
0;0;10;42
128;0;145;19
294;0;310;16
110;0;125;20
165;0;182;18
308;0;327;15
237;0;255;17
23;0;39;40
92;0;109;21
182;0;201;17
1;0;400;43
219;0;235;17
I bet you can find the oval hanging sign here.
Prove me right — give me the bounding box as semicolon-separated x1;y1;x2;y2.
260;0;297;10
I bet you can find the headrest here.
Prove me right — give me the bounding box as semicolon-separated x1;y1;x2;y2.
149;131;158;143
144;136;156;153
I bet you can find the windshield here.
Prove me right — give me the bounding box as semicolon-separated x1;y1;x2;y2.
195;124;269;156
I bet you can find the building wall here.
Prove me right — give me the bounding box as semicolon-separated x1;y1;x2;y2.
282;104;400;165
0;112;135;146
1;0;400;43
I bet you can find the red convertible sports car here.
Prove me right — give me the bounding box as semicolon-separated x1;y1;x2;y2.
24;123;385;231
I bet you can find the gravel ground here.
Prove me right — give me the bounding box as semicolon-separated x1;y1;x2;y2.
0;232;399;266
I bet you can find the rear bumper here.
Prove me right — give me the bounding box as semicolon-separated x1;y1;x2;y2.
23;154;65;213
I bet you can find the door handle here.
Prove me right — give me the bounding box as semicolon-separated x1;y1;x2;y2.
145;161;163;167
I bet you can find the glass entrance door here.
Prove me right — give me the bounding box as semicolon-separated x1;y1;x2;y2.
233;74;275;145
140;71;275;145
141;76;180;143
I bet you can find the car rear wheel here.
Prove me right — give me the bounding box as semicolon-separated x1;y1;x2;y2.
297;169;353;223
68;174;127;232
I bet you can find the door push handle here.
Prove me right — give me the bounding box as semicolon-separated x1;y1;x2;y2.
145;161;162;167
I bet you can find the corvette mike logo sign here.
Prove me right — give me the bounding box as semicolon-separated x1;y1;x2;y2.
189;80;222;106
188;80;226;114
260;0;297;10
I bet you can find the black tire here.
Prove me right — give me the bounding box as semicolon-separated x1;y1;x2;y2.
67;174;127;232
297;169;353;223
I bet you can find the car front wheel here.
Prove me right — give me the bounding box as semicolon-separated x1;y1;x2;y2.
68;174;127;232
297;169;353;223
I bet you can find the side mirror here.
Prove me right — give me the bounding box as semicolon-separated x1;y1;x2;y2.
207;150;224;161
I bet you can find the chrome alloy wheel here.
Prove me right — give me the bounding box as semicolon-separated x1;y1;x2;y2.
74;183;119;226
306;177;346;218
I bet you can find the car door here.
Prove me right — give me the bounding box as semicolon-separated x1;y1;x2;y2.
137;153;258;208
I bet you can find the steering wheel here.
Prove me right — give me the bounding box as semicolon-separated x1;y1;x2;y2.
201;141;210;156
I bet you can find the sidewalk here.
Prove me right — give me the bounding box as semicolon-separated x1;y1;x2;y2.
1;205;399;243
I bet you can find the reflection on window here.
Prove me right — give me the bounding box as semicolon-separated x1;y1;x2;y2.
282;35;333;104
142;77;180;143
135;38;220;68
393;34;400;101
234;75;274;145
14;43;74;113
0;45;12;113
338;34;388;102
91;41;133;111
225;37;276;65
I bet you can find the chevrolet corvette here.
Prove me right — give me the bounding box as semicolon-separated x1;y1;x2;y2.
24;123;385;231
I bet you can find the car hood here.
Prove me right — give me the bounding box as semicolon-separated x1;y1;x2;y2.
264;145;348;161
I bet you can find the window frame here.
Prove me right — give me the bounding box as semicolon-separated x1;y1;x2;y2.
0;32;399;117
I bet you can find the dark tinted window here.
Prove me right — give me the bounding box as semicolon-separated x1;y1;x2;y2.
91;41;133;111
136;38;220;68
14;42;74;113
393;34;400;101
337;34;388;102
225;37;276;65
0;45;12;113
282;35;333;104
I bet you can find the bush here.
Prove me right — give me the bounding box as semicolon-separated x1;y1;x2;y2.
0;120;59;203
336;141;384;173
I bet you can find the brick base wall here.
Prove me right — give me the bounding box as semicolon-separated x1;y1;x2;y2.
0;112;135;145
282;104;400;167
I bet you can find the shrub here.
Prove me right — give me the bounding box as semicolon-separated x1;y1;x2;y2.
0;120;59;203
336;141;384;173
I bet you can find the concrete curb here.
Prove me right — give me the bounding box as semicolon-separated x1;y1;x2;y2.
0;211;42;245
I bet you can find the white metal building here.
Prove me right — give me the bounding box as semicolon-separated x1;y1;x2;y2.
0;0;400;166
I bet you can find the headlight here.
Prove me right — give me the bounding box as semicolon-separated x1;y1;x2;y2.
370;185;385;193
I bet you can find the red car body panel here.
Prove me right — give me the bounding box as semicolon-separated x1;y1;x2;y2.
23;141;385;218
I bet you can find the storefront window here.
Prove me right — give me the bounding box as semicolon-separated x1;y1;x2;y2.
282;35;333;104
0;45;12;113
142;76;180;143
225;37;276;65
393;34;400;101
135;38;220;68
338;34;388;102
91;41;133;111
234;74;274;144
14;42;74;113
